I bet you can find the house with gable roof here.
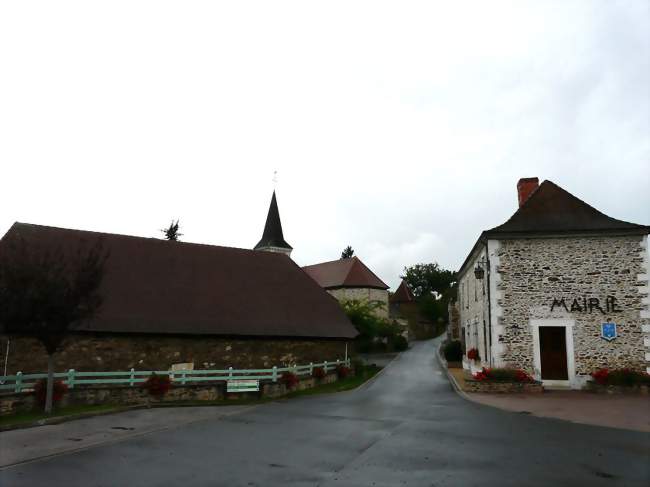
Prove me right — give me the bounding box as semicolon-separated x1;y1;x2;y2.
303;257;390;318
456;177;650;388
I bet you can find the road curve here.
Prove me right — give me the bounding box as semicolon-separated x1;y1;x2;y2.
2;338;649;486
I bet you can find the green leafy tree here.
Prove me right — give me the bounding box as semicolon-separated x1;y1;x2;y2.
0;237;107;414
401;263;455;298
341;246;354;259
161;220;182;241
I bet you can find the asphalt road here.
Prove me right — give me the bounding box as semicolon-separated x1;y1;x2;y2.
2;338;649;486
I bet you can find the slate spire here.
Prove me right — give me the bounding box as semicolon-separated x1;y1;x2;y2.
254;191;293;256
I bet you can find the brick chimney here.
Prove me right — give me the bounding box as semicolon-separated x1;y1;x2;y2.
517;177;539;207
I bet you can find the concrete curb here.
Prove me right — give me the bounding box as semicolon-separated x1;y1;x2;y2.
436;340;475;403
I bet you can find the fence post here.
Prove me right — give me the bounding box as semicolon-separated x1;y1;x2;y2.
15;371;22;393
309;362;313;374
272;366;277;382
336;359;340;369
228;367;233;379
181;371;187;385
129;368;135;387
68;369;75;389
324;361;328;373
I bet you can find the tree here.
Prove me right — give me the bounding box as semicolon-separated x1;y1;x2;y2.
401;263;455;299
0;237;107;414
161;220;182;241
401;263;456;324
341;246;354;259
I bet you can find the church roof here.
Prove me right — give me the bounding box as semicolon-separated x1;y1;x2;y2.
302;257;389;290
390;280;415;303
484;180;649;237
0;223;357;339
254;191;292;251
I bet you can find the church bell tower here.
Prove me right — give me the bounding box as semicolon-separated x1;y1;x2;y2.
254;191;293;257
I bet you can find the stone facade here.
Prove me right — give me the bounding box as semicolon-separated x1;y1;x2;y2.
327;287;389;318
0;333;351;374
457;246;490;370
459;234;650;388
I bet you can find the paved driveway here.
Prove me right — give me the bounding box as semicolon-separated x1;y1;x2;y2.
2;339;649;486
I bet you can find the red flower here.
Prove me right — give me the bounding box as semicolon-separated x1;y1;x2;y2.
336;365;351;379
141;373;172;397
33;379;68;405
467;348;480;361
590;368;609;385
312;367;326;379
280;371;299;389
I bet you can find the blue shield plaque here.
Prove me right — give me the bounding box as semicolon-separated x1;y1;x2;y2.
601;322;617;341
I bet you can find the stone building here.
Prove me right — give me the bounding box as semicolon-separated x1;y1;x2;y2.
457;177;649;388
303;257;390;318
0;193;357;374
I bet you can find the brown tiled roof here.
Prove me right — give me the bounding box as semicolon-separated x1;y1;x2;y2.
302;257;389;290
0;223;357;339
457;180;649;277
390;280;415;303
485;180;650;236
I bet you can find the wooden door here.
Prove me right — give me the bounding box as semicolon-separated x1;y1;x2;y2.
539;326;568;380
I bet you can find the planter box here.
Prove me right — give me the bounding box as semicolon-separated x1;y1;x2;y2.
585;382;649;395
464;379;543;394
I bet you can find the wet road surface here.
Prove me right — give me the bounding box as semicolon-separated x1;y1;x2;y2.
2;338;649;486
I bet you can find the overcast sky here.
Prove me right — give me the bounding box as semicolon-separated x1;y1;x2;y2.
1;1;648;290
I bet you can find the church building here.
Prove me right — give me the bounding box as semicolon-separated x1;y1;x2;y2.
456;178;649;388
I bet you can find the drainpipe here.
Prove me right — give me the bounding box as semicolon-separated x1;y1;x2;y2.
484;242;493;367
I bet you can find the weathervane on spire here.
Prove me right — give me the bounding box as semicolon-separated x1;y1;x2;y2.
273;170;278;188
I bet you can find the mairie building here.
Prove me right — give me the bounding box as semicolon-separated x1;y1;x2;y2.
456;177;649;388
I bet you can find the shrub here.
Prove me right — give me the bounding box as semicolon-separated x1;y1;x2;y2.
467;348;480;361
33;379;68;406
390;335;408;352
590;368;650;387
312;367;326;379
351;358;365;375
472;367;534;383
141;373;172;397
443;340;462;362
280;371;299;389
336;365;352;379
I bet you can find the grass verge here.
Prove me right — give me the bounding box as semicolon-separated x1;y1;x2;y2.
0;403;120;429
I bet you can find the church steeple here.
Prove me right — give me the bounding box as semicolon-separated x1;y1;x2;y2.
254;191;293;256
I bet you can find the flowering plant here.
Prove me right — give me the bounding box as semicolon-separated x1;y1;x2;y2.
472;367;534;383
591;368;649;386
141;373;172;397
336;365;351;379
590;368;609;385
312;367;326;379
33;379;68;405
281;371;299;389
467;348;480;361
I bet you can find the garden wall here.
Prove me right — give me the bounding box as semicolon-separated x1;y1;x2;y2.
0;372;344;416
0;333;350;374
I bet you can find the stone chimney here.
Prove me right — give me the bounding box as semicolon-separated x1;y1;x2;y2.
517;177;539;207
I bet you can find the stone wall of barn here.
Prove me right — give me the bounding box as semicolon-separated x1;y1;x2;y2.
495;234;650;386
0;334;351;375
327;288;389;318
